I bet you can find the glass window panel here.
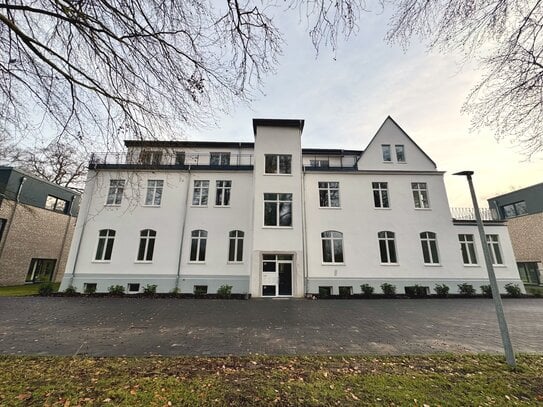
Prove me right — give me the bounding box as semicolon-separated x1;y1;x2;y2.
137;239;146;260
493;243;503;264
95;239;105;260
265;155;277;173
279;155;291;174
228;239;236;262
395;145;405;162
263;261;276;271
224;188;230;206
216;188;223;206
236;239;243;262
330;189;340;207
388;240;397;263
319;190;328;207
333;239;343;262
382;145;391;161
379;239;388;262
264;202;277;226
430;241;439;263
322;239;332;262
515;201;527;215
198;238;206;261
279;193;292;201
201;187;208;205
104;238;114;260
146;239;155;261
373;190;381;207
381;190;389;208
421;242;430;263
277;254;293;260
190;239;198;261
175;152;185;165
279;202;292;226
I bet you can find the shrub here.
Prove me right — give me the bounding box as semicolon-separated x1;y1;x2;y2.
458;283;476;297
108;285;125;295
434;284;449;298
217;284;233;299
143;284;157;296
380;283;396;297
505;283;522;298
360;284;374;297
38;282;55;296
480;285;492;297
64;285;77;295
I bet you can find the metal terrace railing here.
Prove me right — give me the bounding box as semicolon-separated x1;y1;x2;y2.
302;154;358;169
89;152;254;167
450;207;494;221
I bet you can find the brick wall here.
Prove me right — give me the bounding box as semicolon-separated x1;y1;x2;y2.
506;212;543;262
0;199;76;286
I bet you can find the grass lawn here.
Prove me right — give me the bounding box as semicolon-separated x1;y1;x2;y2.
0;283;60;297
0;354;541;406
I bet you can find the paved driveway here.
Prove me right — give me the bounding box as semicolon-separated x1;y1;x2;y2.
0;297;541;356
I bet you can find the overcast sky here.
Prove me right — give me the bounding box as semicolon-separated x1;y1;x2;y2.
188;8;543;208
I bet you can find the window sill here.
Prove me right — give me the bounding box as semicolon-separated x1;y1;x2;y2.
321;262;345;266
227;261;244;264
104;204;121;207
493;264;507;268
214;205;231;208
319;206;342;209
263;173;293;176
188;261;206;264
463;264;480;267
92;260;111;263
423;263;442;267
135;260;153;264
374;207;391;210
262;226;294;229
142;205;161;208
380;263;399;266
414;207;431;211
190;205;208;208
382;161;393;164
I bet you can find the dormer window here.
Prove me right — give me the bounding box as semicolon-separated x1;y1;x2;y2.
381;145;391;162
395;145;405;162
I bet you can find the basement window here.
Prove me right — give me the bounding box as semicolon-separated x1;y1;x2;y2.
127;283;140;294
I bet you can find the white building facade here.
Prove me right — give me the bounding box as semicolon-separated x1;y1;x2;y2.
60;117;524;296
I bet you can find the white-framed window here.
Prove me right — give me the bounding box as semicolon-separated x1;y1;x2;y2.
210;152;230;166
412;182;429;209
378;231;397;264
486;234;504;265
95;229;115;261
228;230;244;262
420;231;439;264
395;144;406;162
459;234;477;265
190;230;207;262
265;154;292;174
192;180;209;206
145;180;163;206
139;150;162;165
372;182;389;208
106;180;125;205
127;283;140;293
318;182;340;207
381;144;392;162
45;195;68;213
321;231;344;263
137;229;156;261
216;180;232;206
264;193;292;226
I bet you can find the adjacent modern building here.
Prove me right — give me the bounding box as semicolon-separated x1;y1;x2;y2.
60;117;524;296
0;167;80;285
488;183;543;287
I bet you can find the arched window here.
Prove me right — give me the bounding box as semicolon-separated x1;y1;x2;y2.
137;229;156;261
190;230;208;262
95;229;116;261
378;231;397;264
420;231;439;264
321;231;344;263
228;230;244;262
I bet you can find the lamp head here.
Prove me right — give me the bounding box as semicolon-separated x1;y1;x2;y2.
453;170;474;176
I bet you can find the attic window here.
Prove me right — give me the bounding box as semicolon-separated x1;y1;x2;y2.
395;145;405;162
381;145;391;162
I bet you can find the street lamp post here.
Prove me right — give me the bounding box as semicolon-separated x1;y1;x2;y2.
453;171;516;368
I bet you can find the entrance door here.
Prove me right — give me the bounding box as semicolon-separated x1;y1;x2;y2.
262;254;293;297
26;259;56;283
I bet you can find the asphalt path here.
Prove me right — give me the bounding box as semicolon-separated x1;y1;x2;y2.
0;297;541;356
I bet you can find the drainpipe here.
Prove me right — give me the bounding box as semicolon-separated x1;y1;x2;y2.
0;176;26;260
175;167;192;292
301;164;309;297
69;174;97;287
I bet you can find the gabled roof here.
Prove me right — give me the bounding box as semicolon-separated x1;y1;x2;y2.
364;116;437;168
